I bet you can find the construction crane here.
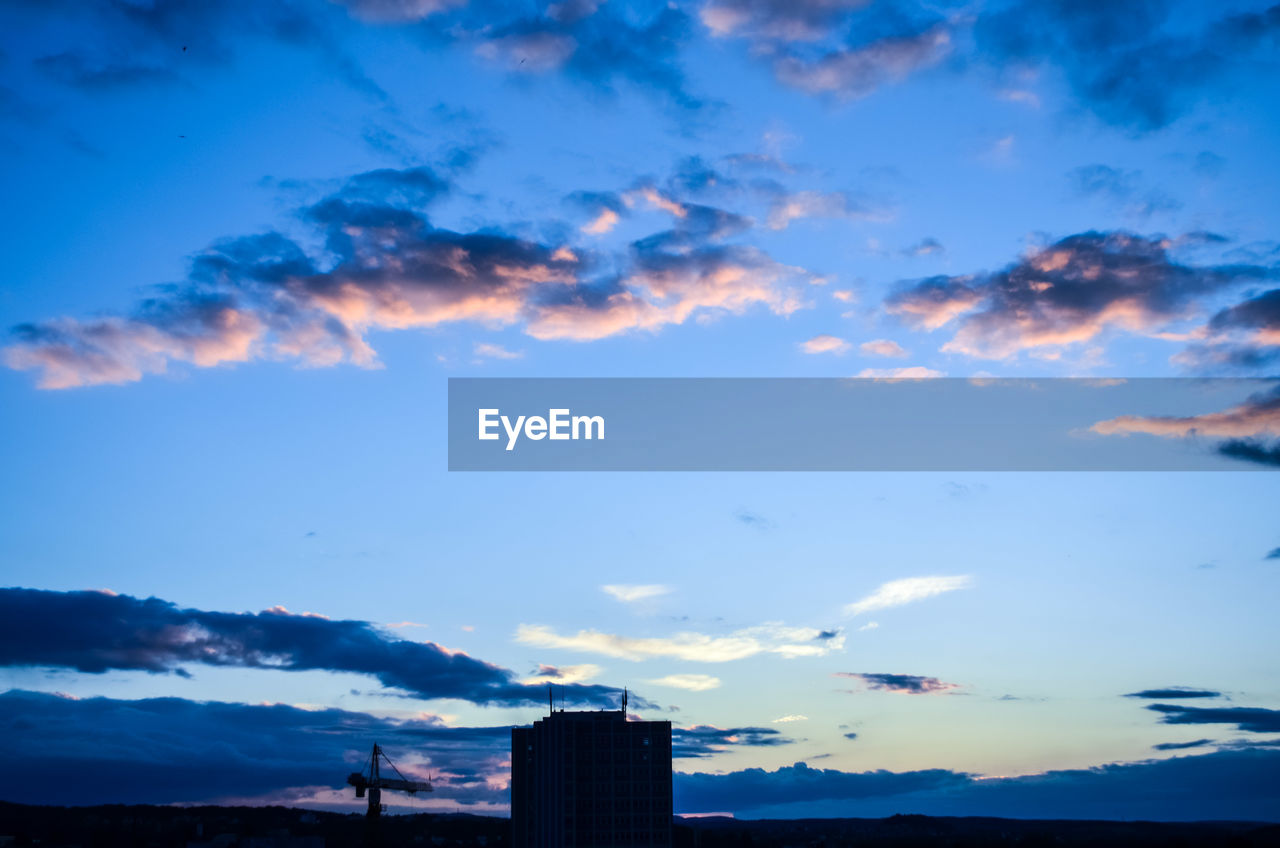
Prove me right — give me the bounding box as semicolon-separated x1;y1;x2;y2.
347;743;432;819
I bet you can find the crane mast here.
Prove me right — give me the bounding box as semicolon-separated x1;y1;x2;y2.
347;743;432;819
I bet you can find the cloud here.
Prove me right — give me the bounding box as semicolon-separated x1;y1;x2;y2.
19;0;703;110
1146;703;1280;734
764;190;882;230
843;732;858;740
459;2;703;110
335;1;464;23
1179;288;1280;371
1217;438;1280;467
0;587;620;708
771;26;952;100
854;366;944;379
514;622;844;662
800;334;850;355
672;724;793;758
1153;739;1215;751
844;575;972;615
859;339;907;358
1093;386;1280;440
885;231;1274;360
836;672;959;695
733;508;773;529
649;674;721;692
4;164;825;388
568;190;628;235
974;1;1280;131
1267;547;1280;560
601;584;672;603
701;0;956;102
771;714;808;723
1125;688;1223;700
473;342;523;360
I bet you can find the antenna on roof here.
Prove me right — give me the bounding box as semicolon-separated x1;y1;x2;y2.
622;687;628;717
548;683;553;716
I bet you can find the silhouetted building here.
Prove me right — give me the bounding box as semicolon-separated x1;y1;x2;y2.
512;699;672;848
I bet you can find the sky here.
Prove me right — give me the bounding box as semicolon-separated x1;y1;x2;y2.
1;0;1279;822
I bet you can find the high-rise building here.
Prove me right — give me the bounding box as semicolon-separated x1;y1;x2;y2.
511;697;673;848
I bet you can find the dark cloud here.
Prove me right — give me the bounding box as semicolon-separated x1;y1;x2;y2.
13;0;699;108
1147;703;1280;733
1125;687;1222;700
1218;438;1280;466
0;688;509;807
473;2;702;111
5;162;822;388
1267;547;1280;560
885;231;1274;360
672;725;792;758
17;0;385;100
836;672;959;695
1153;739;1215;750
674;750;1280;820
0;588;621;707
975;1;1280;130
843;732;858;740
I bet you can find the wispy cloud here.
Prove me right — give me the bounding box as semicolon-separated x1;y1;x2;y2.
473;342;523;360
601;584;672;603
772;714;808;723
844;575;972;616
515;622;844;662
649;673;721;691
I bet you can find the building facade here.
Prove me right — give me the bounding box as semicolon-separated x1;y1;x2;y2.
511;706;673;848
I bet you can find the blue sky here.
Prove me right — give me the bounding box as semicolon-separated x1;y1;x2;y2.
1;0;1279;820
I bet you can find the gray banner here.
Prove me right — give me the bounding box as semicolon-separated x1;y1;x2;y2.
447;378;1280;471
